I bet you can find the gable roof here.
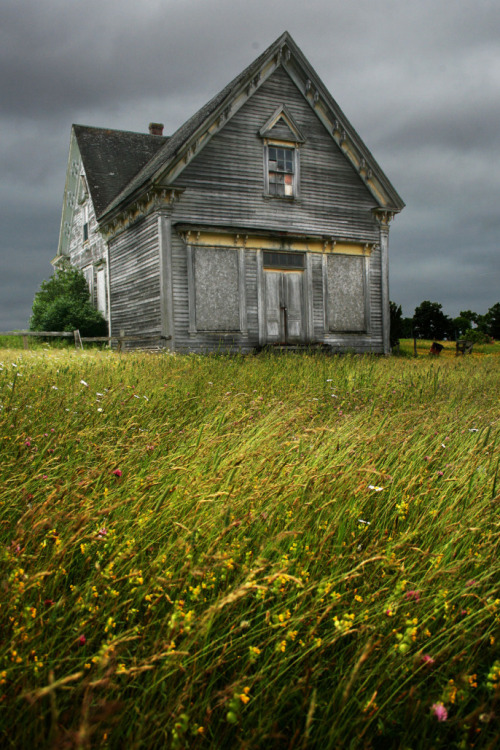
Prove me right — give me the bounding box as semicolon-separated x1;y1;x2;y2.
73;125;168;217
97;31;403;223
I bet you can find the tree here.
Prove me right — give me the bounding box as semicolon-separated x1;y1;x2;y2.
412;301;453;340
30;265;107;337
389;301;403;346
485;303;500;339
459;310;487;333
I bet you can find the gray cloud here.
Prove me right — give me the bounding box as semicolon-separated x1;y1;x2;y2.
1;0;499;329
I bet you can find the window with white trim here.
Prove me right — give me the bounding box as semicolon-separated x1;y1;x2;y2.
259;106;305;199
264;143;299;198
268;145;295;197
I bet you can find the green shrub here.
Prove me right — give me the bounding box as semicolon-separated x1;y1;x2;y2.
30;266;107;337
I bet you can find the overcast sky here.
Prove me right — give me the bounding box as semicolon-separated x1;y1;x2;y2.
1;0;499;331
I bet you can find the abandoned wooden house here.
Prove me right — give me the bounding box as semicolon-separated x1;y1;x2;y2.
54;31;404;353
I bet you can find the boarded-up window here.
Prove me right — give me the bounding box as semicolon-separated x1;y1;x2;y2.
194;248;240;331
326;255;366;332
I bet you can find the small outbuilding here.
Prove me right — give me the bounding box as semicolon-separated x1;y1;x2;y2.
54;31;404;352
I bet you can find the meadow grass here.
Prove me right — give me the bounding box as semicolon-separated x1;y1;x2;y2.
0;348;499;749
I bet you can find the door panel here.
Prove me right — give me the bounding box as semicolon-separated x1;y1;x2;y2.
264;270;305;344
264;271;283;342
284;272;303;343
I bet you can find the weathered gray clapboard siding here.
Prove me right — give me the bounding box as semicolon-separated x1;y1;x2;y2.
170;235;261;353
368;243;383;342
68;173;105;268
170;234;190;350
170;66;379;243
310;253;326;340
108;214;161;347
244;250;260;347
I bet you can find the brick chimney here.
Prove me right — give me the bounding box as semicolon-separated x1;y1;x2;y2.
149;122;164;136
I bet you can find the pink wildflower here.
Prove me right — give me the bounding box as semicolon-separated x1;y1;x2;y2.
431;702;448;722
421;654;435;665
97;528;107;538
112;469;122;477
405;590;421;602
78;634;86;646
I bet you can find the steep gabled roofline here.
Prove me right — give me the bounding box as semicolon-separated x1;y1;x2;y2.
99;31;404;223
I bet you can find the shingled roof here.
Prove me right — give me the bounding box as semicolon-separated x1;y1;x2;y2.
73;125;168;217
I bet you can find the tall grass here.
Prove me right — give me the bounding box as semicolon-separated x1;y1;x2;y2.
1;349;499;748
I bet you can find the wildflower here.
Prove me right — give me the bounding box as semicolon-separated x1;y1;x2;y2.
368;485;384;492
431;702;448;722
97;528;107;538
437;471;444;477
112;469;122;477
358;518;371;525
80;380;88;387
405;590;421;602
421;654;435;665
78;634;86;646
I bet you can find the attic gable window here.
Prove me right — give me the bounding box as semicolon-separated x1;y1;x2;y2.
259;106;305;200
268;145;295;197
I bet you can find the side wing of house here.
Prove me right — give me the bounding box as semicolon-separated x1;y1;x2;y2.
54;131;109;319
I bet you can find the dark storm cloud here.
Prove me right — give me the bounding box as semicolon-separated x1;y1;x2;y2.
1;0;499;329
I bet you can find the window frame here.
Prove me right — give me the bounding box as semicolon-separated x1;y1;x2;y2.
263;140;300;200
82;203;89;243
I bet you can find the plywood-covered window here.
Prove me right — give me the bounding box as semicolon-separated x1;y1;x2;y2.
194;248;240;331
326;255;367;332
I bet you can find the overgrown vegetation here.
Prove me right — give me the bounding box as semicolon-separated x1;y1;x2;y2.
30;266;107;337
0;349;499;749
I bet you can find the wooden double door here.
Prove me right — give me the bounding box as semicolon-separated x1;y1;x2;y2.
264;269;306;345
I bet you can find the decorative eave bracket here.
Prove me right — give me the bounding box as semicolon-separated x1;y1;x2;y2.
100;187;184;241
372;208;398;229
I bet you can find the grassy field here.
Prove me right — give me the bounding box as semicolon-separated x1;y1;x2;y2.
1;348;499;749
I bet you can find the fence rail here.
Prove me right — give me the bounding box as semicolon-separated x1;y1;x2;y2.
0;330;171;352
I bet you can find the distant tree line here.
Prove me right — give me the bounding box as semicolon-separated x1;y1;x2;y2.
390;300;500;345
